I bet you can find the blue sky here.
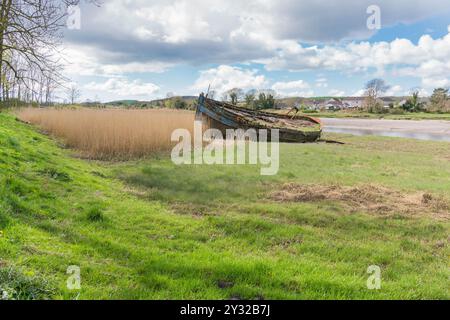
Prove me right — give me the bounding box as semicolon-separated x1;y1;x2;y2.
60;0;450;102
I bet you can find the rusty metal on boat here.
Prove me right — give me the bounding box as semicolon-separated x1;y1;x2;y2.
195;93;322;143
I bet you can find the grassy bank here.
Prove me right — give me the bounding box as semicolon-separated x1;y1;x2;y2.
0;112;449;299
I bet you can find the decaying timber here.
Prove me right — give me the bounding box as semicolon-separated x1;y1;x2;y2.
195;93;322;143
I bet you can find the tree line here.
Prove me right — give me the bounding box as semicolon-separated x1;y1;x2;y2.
364;78;450;113
211;81;449;114
208;88;277;110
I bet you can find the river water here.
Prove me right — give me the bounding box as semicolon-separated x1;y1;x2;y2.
320;118;450;142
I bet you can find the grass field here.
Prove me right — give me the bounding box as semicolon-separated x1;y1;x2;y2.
0;111;449;299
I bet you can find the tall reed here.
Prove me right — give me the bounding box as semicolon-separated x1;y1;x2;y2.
17;108;195;160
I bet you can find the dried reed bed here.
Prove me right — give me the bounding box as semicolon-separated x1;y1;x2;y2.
17;108;195;160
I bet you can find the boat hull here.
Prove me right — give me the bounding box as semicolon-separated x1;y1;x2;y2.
196;96;322;143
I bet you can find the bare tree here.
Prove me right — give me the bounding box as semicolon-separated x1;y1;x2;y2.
429;88;449;112
67;84;81;104
0;0;99;106
221;92;229;102
365;79;389;99
207;90;217;100
364;78;389;113
44;70;57;104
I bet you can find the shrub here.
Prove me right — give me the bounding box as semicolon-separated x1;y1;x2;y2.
401;91;425;112
0;266;54;300
7;136;20;149
86;207;105;222
428;88;449;112
389;108;405;115
40;168;72;182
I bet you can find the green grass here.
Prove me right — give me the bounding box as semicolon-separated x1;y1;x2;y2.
0;112;449;299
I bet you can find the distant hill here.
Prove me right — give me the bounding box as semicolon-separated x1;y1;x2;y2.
102;96;198;109
104;100;139;106
105;96;198;108
146;96;197;106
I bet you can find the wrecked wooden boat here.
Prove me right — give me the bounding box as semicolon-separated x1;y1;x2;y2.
196;94;322;143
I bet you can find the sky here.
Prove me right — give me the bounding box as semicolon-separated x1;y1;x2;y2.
60;0;450;102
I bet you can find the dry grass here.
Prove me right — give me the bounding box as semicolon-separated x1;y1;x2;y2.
271;183;449;220
17;108;195;160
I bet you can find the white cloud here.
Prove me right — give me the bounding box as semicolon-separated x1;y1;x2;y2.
385;85;403;96
100;62;173;75
264;31;450;72
59;1;450;98
352;89;366;97
422;77;450;89
193;69;316;98
272;80;310;91
394;57;450;90
271;80;314;97
85;78;160;99
415;88;431;96
61;44;173;77
315;77;329;88
67;1;450;69
328;89;346;97
261;27;450;92
135;0;227;44
191;65;268;95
